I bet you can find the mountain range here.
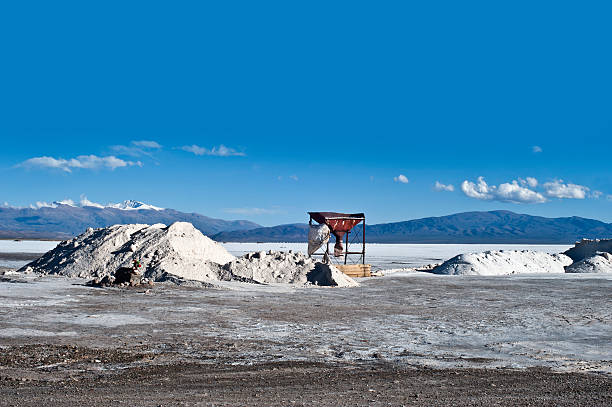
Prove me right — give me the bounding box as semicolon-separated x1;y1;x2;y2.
212;210;612;244
0;201;259;239
1;202;612;244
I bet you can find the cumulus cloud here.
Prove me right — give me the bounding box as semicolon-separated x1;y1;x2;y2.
434;181;454;192
461;177;494;200
18;155;141;173
180;144;245;157
394;174;409;184
532;145;543;153
519;177;538;188
461;176;601;203
461;177;547;204
542;180;589;199
496;182;547;203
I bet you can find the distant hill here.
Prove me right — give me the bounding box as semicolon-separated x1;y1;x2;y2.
0;201;260;239
212;210;612;244
213;223;310;243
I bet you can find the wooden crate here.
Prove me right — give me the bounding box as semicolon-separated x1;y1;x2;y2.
336;264;371;278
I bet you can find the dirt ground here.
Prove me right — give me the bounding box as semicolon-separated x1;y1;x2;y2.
1;270;611;406
0;349;610;406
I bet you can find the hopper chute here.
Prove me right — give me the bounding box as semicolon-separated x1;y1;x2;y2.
308;212;365;259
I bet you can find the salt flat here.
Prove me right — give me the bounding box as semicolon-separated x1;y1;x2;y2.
0;240;60;254
1;271;609;375
222;242;572;269
1;240;571;270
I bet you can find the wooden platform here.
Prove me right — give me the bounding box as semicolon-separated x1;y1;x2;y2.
336;264;371;278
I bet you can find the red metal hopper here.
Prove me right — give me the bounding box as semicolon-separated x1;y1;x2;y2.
308;212;364;257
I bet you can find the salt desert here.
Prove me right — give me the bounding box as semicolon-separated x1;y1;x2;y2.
1;234;611;405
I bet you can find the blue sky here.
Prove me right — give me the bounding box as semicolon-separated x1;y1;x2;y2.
1;1;612;225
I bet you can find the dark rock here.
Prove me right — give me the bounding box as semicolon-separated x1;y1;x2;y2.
114;267;141;285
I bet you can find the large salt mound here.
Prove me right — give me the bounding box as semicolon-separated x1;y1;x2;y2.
20;222;235;283
565;252;612;274
564;239;612;262
19;223;358;288
224;250;358;287
431;250;572;276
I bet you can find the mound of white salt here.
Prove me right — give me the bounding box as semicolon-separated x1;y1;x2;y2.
20;222;235;283
19;223;358;288
224;250;358;287
564;239;612;262
430;250;572;276
565;252;612;274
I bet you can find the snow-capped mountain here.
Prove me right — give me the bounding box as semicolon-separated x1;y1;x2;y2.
21;199;165;211
102;200;164;211
0;200;259;239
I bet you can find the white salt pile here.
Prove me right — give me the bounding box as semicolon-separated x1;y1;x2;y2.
566;252;612;274
19;222;358;287
564;238;612;262
560;239;612;274
225;250;358;287
20;222;235;283
431;250;572;276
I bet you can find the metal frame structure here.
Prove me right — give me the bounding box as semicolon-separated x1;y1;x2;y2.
308;212;366;265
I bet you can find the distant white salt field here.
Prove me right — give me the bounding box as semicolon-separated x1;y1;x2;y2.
222;242;572;270
0;239;584;273
0;240;60;254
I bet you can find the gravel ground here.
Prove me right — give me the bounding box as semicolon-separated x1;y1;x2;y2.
1;354;610;406
0;270;610;405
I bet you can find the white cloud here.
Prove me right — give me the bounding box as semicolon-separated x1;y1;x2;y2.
434;181;454;192
180;145;206;155
55;199;76;206
19;155;141;173
111;140;162;157
180;144;245;157
223;207;282;215
532;145;543;153
496;181;547;203
80;195;104;208
461;177;494;200
519;177;538;188
30;201;55;209
462;176;600;203
132;140;161;149
277;175;299;181
28;199;75;209
461;177;546;204
542;180;589;199
394;174;409;184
